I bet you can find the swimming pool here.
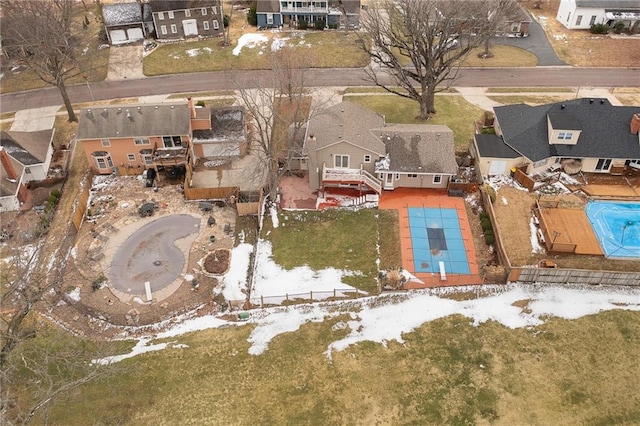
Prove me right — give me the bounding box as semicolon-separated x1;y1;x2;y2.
585;201;640;259
408;207;470;274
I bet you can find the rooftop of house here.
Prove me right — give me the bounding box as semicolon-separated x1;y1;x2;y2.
574;0;640;9
372;124;458;175
330;0;361;14
305;101;386;154
193;106;245;142
76;104;191;140
0;129;54;166
474;133;520;159
102;2;152;26
493;98;640;162
150;0;219;13
257;0;280;14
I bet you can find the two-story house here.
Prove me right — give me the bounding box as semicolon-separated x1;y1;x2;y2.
150;0;224;40
470;98;640;179
256;0;361;29
556;0;640;30
0;129;55;212
302;102;457;194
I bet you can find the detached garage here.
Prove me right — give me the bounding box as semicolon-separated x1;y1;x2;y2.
102;2;153;45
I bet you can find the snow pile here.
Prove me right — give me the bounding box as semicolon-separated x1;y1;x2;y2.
66;287;81;302
270;204;279;228
94;284;640;363
249;240;362;305
186;47;213;57
271;37;289;52
486;175;527;192
501;196;508;205
221;243;254;302
529;217;545;253
233;33;268;56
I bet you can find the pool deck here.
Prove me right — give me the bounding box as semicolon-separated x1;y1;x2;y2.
538;207;604;256
379;189;482;288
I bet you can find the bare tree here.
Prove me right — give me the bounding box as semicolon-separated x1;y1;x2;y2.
1;0;101;122
359;0;521;119
236;48;330;199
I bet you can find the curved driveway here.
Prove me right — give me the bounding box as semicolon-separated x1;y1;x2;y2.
109;214;200;295
2;67;639;113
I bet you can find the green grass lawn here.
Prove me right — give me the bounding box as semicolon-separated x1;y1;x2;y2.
25;309;640;425
487;95;576;106
261;209;401;294
344;94;484;152
143;31;370;76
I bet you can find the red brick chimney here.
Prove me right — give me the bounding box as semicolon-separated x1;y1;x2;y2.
0;147;18;180
631;113;640;135
187;97;196;119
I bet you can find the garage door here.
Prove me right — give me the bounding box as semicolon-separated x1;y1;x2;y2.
126;27;144;42
488;160;507;175
183;19;198;36
109;29;128;45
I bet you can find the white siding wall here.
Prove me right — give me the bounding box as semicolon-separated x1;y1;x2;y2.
557;1;606;29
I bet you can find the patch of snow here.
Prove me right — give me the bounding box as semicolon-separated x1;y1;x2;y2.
172;343;189;349
250;240;362;305
270;205;279;228
271;37;289;52
233;33;268;56
66;287;81;302
186;47;212;57
92;338;168;365
222;243;254;302
156;316;231;339
529;218;545;254
486;175;527;192
501;196;508;205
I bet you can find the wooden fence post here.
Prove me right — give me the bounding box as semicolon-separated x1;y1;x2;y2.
261;295;264;308
310;290;313;301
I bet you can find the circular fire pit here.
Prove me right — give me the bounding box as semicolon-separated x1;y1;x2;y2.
203;248;231;276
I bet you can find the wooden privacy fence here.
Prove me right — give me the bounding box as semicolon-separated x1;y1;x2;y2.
72;182;91;232
509;267;640;286
236;190;263;216
513;169;535;192
480;190;510;267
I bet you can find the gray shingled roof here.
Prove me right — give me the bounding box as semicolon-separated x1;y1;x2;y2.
306;101;386;153
474;133;520;159
193;106;245;142
257;0;281;13
0;130;53;165
76;104;191;140
372;124;457;174
102;3;143;26
576;0;640;9
151;0;219;13
493;98;640;163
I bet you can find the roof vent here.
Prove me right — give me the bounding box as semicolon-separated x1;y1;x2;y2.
117;108;122;114
600;99;605;104
170;105;175;109
155;106;159;109
589;99;594;104
137;106;142;113
86;109;93;118
101;108;108;118
560;104;565;109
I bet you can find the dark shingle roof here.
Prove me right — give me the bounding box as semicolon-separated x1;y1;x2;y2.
257;0;280;13
493;99;640;163
372;124;457;174
474;133;520;159
193;106;245;142
76;104;191;140
548;112;582;130
0;130;53;165
151;0;219;13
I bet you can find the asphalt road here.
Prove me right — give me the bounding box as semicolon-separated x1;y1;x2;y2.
2;67;639;113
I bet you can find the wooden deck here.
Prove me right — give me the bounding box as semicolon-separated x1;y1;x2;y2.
538;208;603;256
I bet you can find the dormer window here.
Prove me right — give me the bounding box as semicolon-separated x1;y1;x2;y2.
558;132;573;140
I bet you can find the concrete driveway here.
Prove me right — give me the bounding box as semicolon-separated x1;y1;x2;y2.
10;105;60;131
493;11;566;66
107;44;145;81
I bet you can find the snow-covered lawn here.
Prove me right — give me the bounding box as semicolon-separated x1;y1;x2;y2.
94;283;640;364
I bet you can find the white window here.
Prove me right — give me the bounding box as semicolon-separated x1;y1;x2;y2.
558;132;573;140
140;150;154;165
25;167;31;174
185;9;191;17
134;138;150;145
162;136;182;147
93;153;113;170
334;154;349;168
433;175;442;183
576;15;583;25
158;12;164;20
267;13;274;24
408;173;418;178
127;153;136;162
201;7;208;15
212;20;219;30
171;24;177;33
395;174;400;180
364;155;371;163
590;15;597;25
161;25;167;35
168;11;174;19
203;21;210;30
101;139;110;147
595;158;612;171
533;159;547;168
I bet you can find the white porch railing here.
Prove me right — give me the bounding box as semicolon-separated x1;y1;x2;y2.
322;165;382;194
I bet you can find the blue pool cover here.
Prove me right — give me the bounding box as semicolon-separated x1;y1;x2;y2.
408;207;470;274
585;201;640;259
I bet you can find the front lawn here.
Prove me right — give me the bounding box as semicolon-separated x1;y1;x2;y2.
261;209;401;294
344;94;484;152
143;31;370;76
